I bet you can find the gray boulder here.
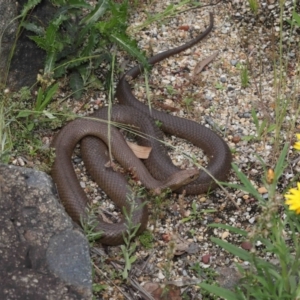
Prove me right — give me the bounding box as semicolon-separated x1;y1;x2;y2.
0;0;55;90
0;164;92;299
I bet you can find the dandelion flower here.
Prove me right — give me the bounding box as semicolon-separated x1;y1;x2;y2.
294;134;300;150
284;182;300;214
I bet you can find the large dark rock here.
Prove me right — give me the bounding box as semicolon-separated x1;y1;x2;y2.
0;0;55;90
0;0;18;87
0;164;92;299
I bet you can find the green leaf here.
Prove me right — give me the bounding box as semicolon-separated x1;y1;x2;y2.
43;110;56;119
76;22;94;48
211;237;253;261
65;0;92;9
45;52;57;74
273;143;289;182
42;83;59;109
51;13;69;29
191;201;197;213
294;281;300;297
129;255;137;264
131;224;141;237
213;237;277;271
36;83;59;111
29;35;48;50
121;268;128;280
69;71;84;99
251;108;259;131
292;11;300;27
198;283;239;300
27;122;34;131
109;0;128;25
208;224;248;236
35;87;44;109
17;110;32;118
81;0;109;25
267;268;281;281
92;283;107;293
181;216;193;223
252;253;278;271
225;163;264;203
21;0;42;17
22;21;44;35
251;273;270;289
80;27;99;57
44;24;57;49
266;124;276;133
110;32;149;68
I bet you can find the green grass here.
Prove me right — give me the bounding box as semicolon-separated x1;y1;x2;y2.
247;0;259;14
236;62;249;88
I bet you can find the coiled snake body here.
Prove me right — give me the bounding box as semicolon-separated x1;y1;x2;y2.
51;13;232;245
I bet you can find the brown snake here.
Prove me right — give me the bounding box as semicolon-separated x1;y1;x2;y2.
51;13;232;245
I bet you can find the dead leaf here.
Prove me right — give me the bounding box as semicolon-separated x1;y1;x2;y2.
126;141;152;159
153;100;180;112
221;231;230;240
258;186;268;194
193;51;219;78
166;278;202;287
162;233;171;242
172;233;190;256
178;25;190;31
144;283;182;300
104;160;123;173
98;212;113;224
266;169;274;184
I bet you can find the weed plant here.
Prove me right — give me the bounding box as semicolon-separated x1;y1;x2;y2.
0;0;152;162
199;2;300;299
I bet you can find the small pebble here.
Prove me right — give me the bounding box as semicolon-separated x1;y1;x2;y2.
256;241;263;247
249;217;256;224
258;187;268;194
221;231;230;240
220;74;227;83
230;59;238;66
80;182;86;188
157;271;165;280
202;254;211;264
232;135;241;143
241;241;252;250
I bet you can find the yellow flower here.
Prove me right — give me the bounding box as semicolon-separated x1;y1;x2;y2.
285;182;300;214
294;134;300;150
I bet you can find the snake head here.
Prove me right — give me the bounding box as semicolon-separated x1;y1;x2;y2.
164;168;200;191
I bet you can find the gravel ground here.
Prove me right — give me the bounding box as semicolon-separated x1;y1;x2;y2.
13;0;300;299
74;1;300;299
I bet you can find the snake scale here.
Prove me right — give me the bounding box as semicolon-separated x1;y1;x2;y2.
51;13;232;245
